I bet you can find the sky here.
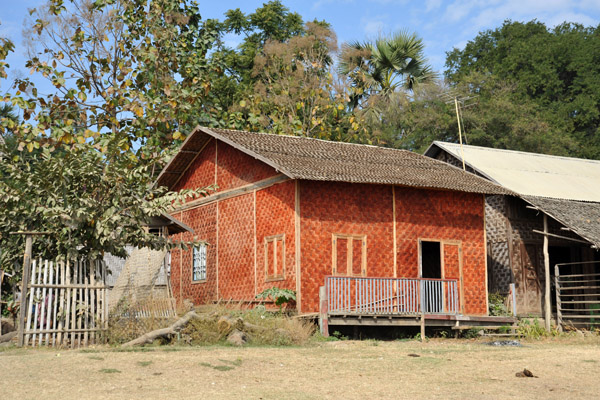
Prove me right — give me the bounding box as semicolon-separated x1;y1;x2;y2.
1;0;600;91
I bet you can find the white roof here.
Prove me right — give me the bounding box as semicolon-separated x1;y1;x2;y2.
426;142;600;202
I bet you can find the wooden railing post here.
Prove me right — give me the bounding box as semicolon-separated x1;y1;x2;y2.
319;285;329;337
419;279;425;341
554;264;563;332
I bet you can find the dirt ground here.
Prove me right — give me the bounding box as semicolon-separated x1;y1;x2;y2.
1;337;599;399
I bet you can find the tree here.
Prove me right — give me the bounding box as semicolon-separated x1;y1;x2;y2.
0;0;218;287
206;1;305;115
230;22;368;142
339;31;435;109
445;20;600;158
366;74;576;154
6;0;222;161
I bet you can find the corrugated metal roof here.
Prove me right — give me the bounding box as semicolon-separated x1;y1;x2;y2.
156;127;511;195
425;141;600;202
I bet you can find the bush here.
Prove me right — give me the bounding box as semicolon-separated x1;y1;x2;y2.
488;292;510;316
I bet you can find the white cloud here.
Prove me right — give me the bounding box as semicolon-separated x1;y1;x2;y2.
425;0;443;13
363;18;388;37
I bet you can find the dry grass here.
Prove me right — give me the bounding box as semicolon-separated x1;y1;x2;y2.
106;304;314;346
182;305;315;346
1;336;599;399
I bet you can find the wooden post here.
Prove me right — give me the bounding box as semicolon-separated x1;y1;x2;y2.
319;285;329;337
543;214;551;332
420;279;425;341
0;269;4;336
554;263;563;332
17;234;33;347
510;283;517;317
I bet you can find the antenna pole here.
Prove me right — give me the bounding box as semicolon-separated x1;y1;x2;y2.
454;97;466;171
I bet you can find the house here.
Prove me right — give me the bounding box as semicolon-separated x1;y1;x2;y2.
425;141;600;321
156;127;512;325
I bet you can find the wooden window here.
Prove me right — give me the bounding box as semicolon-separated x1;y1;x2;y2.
332;234;367;276
265;234;285;281
192;244;207;282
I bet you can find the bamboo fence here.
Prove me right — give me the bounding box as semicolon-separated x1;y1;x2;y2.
21;258;108;348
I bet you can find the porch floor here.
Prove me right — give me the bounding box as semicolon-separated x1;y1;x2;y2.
327;313;517;329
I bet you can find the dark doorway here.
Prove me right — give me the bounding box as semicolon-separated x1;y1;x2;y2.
421;241;441;279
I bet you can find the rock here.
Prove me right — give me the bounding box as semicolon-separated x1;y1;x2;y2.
407;353;420;357
1;318;15;334
218;315;243;335
227;329;247;346
515;368;537;378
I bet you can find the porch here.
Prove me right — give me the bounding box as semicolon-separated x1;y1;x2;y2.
318;276;516;335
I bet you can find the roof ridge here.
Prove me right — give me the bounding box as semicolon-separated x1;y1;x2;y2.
213;127;414;154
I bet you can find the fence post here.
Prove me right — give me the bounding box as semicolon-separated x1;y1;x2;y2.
419;279;425;341
17;234;33;347
554;264;563;332
319;285;329;337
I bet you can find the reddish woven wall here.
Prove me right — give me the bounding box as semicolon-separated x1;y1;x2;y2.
217;141;278;191
299;181;395;313
298;183;486;315
171;180;296;306
173;139;216;192
256;181;297;295
217;194;255;299
394;187;487;315
173;139;278;193
170;204;218;304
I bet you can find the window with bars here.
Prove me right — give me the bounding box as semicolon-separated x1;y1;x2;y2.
192;244;207;282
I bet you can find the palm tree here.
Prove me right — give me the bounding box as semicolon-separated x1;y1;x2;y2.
339;31;435;108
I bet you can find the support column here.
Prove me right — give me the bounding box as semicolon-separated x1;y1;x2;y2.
543;214;551;332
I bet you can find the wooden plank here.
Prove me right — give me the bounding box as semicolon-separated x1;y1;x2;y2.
83;261;89;346
57;261;65;346
558;272;600;279
392;186;397;278
65;260;72;347
175;174;290;212
254;189;257;297
17;235;34;347
560;300;600;304
216;201;219;300
543;215;551;332
24;328;104;334
32;259;43;347
70;260;77;349
28;284;109;289
294;179;302;313
44;261;54;345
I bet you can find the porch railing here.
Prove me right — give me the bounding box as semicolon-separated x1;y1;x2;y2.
326;276;460;315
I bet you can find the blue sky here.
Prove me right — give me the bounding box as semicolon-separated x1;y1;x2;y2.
1;0;600;89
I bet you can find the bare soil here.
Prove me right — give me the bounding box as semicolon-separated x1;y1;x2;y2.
1;337;599;399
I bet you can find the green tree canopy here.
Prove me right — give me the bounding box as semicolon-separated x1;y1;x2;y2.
445;20;600;158
339;31;435;109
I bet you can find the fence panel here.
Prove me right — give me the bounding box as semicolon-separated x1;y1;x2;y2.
20;258;107;348
326;276;459;315
555;261;600;330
